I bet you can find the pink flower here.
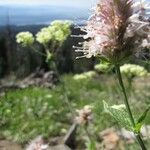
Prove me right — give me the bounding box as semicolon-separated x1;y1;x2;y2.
75;105;93;125
75;0;150;63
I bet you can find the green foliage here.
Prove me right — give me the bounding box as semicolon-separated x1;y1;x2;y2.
0;87;70;143
16;20;72;70
16;32;34;47
0;73;111;143
0;73;150;145
137;105;150;124
103;101;133;131
134;105;150;133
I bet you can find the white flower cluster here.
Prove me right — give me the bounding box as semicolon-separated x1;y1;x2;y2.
36;27;53;45
120;64;148;78
94;63;111;73
16;32;34;47
36;20;71;45
73;71;96;80
16;20;72;47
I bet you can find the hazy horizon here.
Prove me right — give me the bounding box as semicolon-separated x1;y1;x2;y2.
0;0;99;26
0;0;148;26
0;0;98;8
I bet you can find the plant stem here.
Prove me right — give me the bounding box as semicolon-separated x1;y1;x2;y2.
136;134;147;150
115;64;147;150
84;126;93;142
30;45;46;56
115;65;135;126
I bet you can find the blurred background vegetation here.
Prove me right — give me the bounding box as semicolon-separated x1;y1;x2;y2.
0;0;150;149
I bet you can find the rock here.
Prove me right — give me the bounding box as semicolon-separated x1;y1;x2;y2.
48;144;71;150
49;136;63;146
0;140;23;150
26;136;48;150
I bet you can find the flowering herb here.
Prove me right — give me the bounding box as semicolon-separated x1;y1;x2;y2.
16;20;72;70
74;0;150;149
75;0;150;64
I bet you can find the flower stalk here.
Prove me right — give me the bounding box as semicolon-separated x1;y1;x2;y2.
115;64;147;150
74;0;150;149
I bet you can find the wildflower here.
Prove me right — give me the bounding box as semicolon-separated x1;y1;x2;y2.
73;74;87;80
16;32;34;47
120;64;148;78
73;71;96;80
36;27;53;45
125;0;150;52
36;20;71;45
75;105;93;125
94;63;111;73
75;0;150;64
52;20;72;42
75;0;133;62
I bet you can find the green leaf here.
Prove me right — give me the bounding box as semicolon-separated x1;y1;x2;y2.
99;56;110;63
134;105;150;133
137;105;150;124
103;101;133;131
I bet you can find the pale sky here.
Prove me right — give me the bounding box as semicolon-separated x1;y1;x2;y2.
0;0;98;7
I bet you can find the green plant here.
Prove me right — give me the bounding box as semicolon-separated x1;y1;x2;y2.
16;20;72;70
0;73;150;148
0;87;70;143
74;0;150;149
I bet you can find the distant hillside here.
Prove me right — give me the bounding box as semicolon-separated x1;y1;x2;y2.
0;5;89;26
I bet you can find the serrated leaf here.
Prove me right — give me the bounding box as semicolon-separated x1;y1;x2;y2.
103;101;133;131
